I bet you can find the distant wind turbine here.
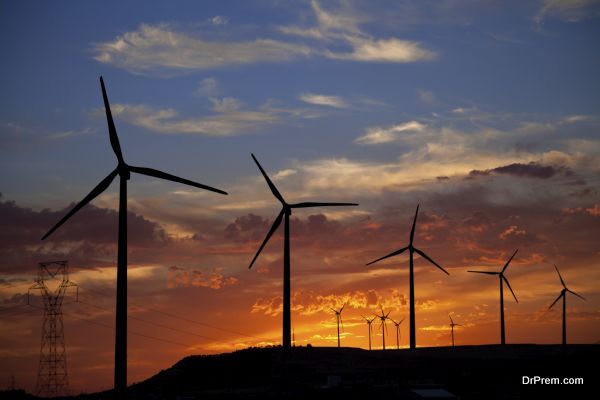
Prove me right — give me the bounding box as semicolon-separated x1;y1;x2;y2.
468;249;519;345
362;315;376;350
549;264;586;345
367;205;449;349
376;305;391;350
449;314;462;347
390;317;405;349
330;303;346;348
41;77;227;398
248;154;358;348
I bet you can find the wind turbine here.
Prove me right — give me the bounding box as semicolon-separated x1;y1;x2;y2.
468;249;519;345
330;303;346;348
362;315;376;350
390;317;405;350
449;314;462;347
367;205;449;349
248;154;358;348
549;264;586;345
375;305;391;350
41;77;227;398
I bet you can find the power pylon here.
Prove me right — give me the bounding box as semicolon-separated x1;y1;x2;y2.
28;260;77;397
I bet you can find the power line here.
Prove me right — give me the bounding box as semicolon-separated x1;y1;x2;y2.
80;286;269;341
29;303;191;349
75;299;219;342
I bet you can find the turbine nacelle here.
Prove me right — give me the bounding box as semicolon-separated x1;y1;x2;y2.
248;154;358;270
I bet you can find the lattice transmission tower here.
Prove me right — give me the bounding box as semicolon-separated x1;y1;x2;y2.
28;260;77;397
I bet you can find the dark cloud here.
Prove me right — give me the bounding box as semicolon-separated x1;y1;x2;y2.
0;198;169;273
468;162;573;179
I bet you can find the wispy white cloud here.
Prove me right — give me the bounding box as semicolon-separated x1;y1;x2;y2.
298;93;348;108
93;1;436;74
281;1;437;63
534;0;600;24
93;24;312;74
211;15;228;26
102;97;324;136
417;89;436;105
195;77;219;97
355;121;427;145
324;36;437;63
107;100;278;136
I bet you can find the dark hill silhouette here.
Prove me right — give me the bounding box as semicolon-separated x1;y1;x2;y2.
5;344;593;400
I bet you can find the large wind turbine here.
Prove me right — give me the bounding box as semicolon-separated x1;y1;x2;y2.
42;77;227;398
549;264;586;345
367;205;449;349
248;154;357;348
390;317;405;350
330;303;346;348
376;306;391;350
468;249;519;345
362;315;376;350
449;314;461;347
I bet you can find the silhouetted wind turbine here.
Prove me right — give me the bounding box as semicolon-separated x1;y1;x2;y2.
41;77;227;398
362;315;376;350
449;314;461;347
468;249;518;345
330;303;346;348
248;154;357;348
367;205;449;349
390;317;405;349
549;264;586;345
376;305;391;350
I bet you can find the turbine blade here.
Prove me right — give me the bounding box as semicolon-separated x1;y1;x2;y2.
290;202;358;208
340;303;346;313
129;166;227;195
410;204;420;245
42;168;118;240
100;76;124;164
449;315;454;324
414;248;449;275
455;324;462;327
340;316;344;331
548;292;563;309
567;289;586;301
329;307;336;313
399;318;405;324
251;154;284;204
502;275;518;303
501;249;518;273
467;270;499;275
554;264;566;288
248;208;284;269
366;246;408;266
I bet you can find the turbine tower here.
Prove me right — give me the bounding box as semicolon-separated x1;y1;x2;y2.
248;154;357;348
449;314;461;347
376;306;390;350
390;317;405;349
468;249;518;345
42;77;227;398
549;264;586;345
28;261;77;397
330;303;346;348
367;205;449;349
362;315;376;350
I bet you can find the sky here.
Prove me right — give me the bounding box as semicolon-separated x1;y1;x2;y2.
1;0;600;394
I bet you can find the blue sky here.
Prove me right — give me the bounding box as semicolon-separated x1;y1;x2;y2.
2;0;599;208
1;0;600;393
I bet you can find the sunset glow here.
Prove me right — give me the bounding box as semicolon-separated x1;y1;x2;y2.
1;0;599;395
